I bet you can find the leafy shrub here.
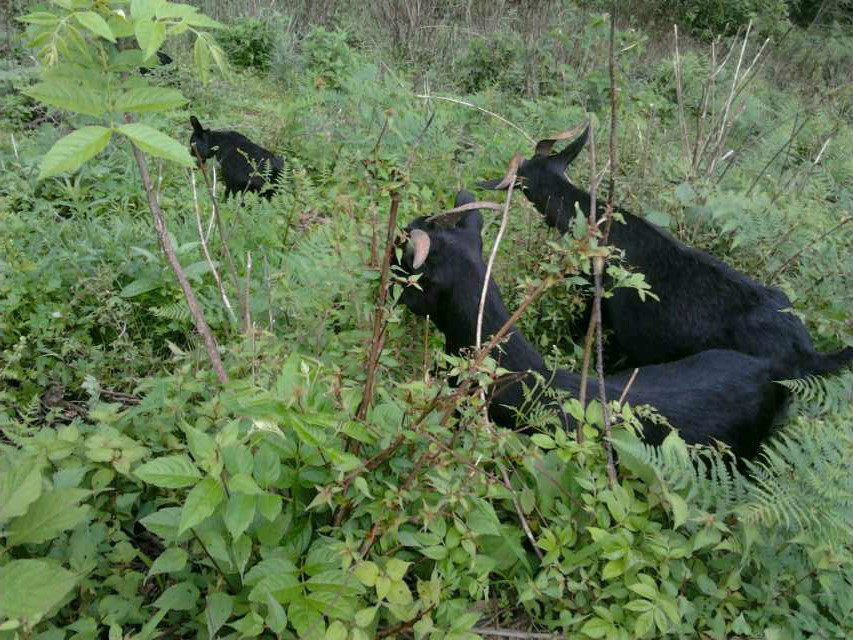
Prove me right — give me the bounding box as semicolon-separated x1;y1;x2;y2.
302;26;353;90
457;32;528;95
648;0;791;36
217;17;275;71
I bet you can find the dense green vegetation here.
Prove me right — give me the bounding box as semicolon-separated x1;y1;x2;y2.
1;1;852;639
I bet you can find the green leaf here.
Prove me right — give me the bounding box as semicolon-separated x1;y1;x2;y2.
135;18;166;60
113;87;187;113
147;548;188;578
229;473;263;495
135;455;201;488
354;606;377;628
230;611;264;637
118;123;193;166
669;493;689;529
326;620;347;640
385;558;410;582
265;592;287;634
5;488;90;546
152;581;200;611
182;423;220;473
232;534;252;577
224;493;256;540
0;461;43;523
580;616;614;639
257;493;282;521
37;126;112;180
628;582;658;600
193;34;210;85
74;11;116;42
253;445;280;488
634;610;655;637
0;560;79;620
140;507;182;542
205;592;233;639
386;580;412;606
24;80;106;117
178;476;224;534
119;278;160;298
353;562;379;588
288;598;325;640
531;434;556;449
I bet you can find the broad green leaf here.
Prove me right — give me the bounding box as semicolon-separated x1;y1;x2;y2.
24;80;106;117
580;616;614;639
326;620;347;640
0;560;78;620
135;18;166;60
288;598;325;640
265;592;287;634
193;33;210;84
466;498;501;536
147;548;188;578
228;473;263;495
253;445;280;488
229;611;264;637
205;592;233;639
5;488;90;546
135;455;201;488
118;123;193;166
131;0;157;20
152;581;199;611
182;423;220;473
0;461;43;523
385;558;410;582
223;493;256;540
669;493;689;529
18;11;60;26
257;493;282;521
74;11;116;42
232;534;252;577
178;476;224;534
119;278;160;298
386;580;412;606
131;608;168;640
113;87;187;113
628;582;658;600
353;562;379;588
140;507;182;542
37;126;112;180
634;610;655;637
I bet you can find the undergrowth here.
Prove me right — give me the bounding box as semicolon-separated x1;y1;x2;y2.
0;1;851;639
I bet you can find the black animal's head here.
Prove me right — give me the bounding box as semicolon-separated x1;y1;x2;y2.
189;115;214;164
479;124;589;214
394;190;485;319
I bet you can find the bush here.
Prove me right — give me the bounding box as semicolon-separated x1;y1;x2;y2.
302;26;353;89
457;32;528;95
217;17;275;71
646;0;791;37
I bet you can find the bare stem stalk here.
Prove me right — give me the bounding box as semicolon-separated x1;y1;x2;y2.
356;189;402;422
129;138;227;384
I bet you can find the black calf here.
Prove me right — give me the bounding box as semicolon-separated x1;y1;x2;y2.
394;191;785;460
189;115;283;199
479;127;852;378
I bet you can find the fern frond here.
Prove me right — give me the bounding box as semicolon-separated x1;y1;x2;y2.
152;302;192;323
